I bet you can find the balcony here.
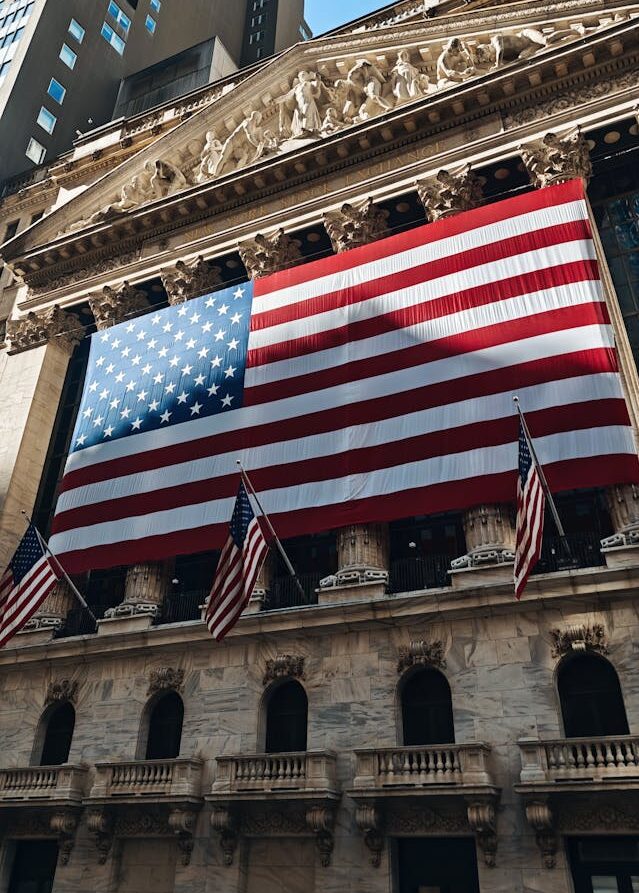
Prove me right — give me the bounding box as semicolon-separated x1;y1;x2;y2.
211;751;338;800
350;744;500;867
89;758;203;803
0;764;88;805
532;532;606;575
518;736;639;788
388;555;453;593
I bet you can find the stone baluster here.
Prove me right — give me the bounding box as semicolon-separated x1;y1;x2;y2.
416;167;515;585
520;130;639;569
319;199;390;603
235;229;302;611
88;282;168;627
161;256;223;304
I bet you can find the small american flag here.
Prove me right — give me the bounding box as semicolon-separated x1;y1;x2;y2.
514;419;546;597
0;524;60;647
205;480;268;641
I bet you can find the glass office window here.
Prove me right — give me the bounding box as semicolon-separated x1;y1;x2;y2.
36;106;56;134
25;137;46;164
59;43;77;69
107;1;131;35
101;22;125;54
47;77;65;104
68;18;85;42
144;14;156;32
150;0;161;10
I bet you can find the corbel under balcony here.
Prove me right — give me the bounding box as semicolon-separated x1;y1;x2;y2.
206;751;340;868
349;743;500;868
515;736;639;869
84;758;203;866
0;765;89;864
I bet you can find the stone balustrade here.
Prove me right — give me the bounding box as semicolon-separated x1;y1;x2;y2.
213;751;338;794
0;765;88;802
90;758;202;800
353;743;494;789
519;736;639;784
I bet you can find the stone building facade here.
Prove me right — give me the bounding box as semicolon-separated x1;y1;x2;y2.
1;0;639;891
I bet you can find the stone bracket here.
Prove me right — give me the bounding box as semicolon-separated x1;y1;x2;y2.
524;799;558;869
50;810;80;866
305;806;336;868
87;807;115;865
210;806;238;866
168;807;199;865
355;805;385;868
466;799;498;868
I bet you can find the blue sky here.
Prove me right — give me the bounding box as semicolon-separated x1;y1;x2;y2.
305;0;392;35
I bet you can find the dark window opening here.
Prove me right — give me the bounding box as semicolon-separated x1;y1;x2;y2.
145;692;184;760
401;667;455;746
389;513;464;592
397;837;480;893
39;702;75;766
568;836;639;893
265;680;307;753
3;218;19;241
558;653;629;738
8;840;59;893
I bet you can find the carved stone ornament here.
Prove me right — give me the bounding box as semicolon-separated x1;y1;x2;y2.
525;800;558;869
148;667;185;696
210;806;238;866
520;128;593;189
305;806;336;868
262;654;305;686
416;165;483;222
397;639;446;673
50;810;79;866
451;503;516;570
355;805;385;867
168;807;198;865
46;679;78;705
87;808;114;865
88;281;148;331
466;800;498;868
549;624;608;658
161;256;223;304
323;198;389;253
6;305;80;356
239;228;302;278
321;523;389;589
602;483;639;548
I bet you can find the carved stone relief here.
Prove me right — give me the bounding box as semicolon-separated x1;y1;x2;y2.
263;654;305;686
239;228;302;278
6;305;80;356
549;624;608;658
161;256;223;304
416;165;483;222
46;679;78;704
397;639;446;673
147;667;185;696
520;128;593;187
323;198;389;253
88;281;148;331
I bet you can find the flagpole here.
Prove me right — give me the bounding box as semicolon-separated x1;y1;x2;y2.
236;462;307;601
512;397;571;556
21;512;98;625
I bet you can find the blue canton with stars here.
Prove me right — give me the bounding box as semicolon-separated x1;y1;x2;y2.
229;482;257;549
71;282;254;452
518;419;533;487
10;525;48;583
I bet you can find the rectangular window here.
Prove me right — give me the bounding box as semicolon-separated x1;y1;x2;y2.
249;31;263;44
150;0;161;11
30;211;44;224
59;43;77;69
107;1;131;35
0;59;11;83
144;14;156;32
47;77;66;104
37;106;56;134
68;18;85;42
25;137;46;164
4;219;19;241
101;22;125;54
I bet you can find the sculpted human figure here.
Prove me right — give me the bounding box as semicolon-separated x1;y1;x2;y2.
436;37;476;85
214;111;266;178
356;81;393;121
321;107;342;136
196;131;224;183
290;70;324;137
490;28;547;67
390;50;427;102
347;59;387;97
147;159;188;199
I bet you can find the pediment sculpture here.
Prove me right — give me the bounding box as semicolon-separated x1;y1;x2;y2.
66;13;631;233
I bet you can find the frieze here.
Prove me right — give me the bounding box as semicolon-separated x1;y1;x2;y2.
30;251;139;295
557;801;639;832
385;804;467;833
240;808;308;836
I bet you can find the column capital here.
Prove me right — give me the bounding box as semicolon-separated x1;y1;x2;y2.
6;304;80;356
323;198;389;253
238;228;302;279
416;165;483;222
161;256;223;305
88;281;148;331
520;129;592;189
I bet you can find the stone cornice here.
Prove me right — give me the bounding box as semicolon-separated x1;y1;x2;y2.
2;561;639;668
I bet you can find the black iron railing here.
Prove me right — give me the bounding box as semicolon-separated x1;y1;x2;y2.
267;573;321;610
532;532;605;575
158;590;206;624
54;589;123;639
388;555;454;594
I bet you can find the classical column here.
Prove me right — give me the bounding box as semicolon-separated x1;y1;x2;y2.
236;229;302;611
6;304;80;356
88;283;169;626
22;578;76;636
319;199;390;603
520;129;639;568
161;256;223;304
416;167;516;585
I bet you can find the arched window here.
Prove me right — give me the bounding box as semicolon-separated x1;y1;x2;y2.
145;692;184;760
401;668;455;746
558;654;629;738
265;681;308;753
39;702;75;766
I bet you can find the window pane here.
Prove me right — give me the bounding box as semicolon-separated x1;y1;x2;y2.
101;22;125;54
68;18;85;42
47;77;66;104
59;43;77;68
145;14;156;32
25;137;46;164
107;1;131;34
37;106;56;134
591;879;619;893
150;0;161;10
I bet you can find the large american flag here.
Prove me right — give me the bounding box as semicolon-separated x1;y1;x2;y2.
49;180;639;573
205;480;269;641
0;525;60;647
514;420;546;597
